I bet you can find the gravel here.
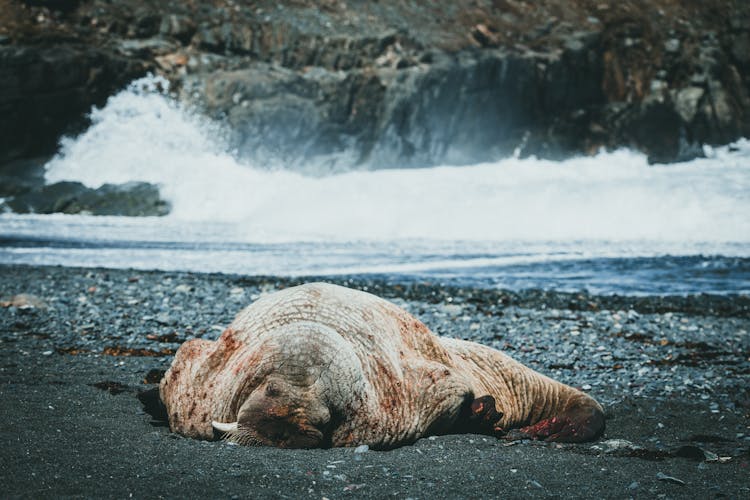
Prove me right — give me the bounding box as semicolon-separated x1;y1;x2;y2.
1;264;748;498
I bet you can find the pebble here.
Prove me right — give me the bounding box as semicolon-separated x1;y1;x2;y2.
592;439;643;454
656;472;685;486
527;480;543;489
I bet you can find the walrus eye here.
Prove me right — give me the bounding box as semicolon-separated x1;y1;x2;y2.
265;382;281;397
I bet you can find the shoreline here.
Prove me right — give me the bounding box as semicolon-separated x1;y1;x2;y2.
2;262;749;315
1;264;748;498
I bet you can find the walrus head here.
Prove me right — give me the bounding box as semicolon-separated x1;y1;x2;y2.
160;321;368;448
214;375;332;448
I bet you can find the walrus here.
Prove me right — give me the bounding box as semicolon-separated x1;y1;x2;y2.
160;283;604;449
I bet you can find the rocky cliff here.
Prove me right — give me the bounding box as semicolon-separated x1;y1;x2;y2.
1;0;749;176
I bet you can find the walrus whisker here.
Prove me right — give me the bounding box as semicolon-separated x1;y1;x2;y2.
222;428;261;446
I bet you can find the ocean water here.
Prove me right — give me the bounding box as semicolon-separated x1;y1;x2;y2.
1;77;749;295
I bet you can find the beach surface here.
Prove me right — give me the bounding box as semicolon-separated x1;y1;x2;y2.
1;264;748;498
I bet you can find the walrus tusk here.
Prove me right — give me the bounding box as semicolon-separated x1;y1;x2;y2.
212;421;238;433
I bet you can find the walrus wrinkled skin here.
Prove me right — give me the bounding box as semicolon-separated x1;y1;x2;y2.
160;283;604;449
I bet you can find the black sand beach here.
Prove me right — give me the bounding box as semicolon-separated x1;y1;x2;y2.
1;264;748;498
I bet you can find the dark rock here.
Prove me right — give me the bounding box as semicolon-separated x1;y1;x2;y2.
730;32;750;66
2;0;749;168
193;39;606;170
159;15;197;45
2;181;170;216
3;181;89;214
0;156;47;197
71;182;170;216
20;0;81;13
193;24;224;53
0;44;149;166
625;97;684;164
133;10;161;39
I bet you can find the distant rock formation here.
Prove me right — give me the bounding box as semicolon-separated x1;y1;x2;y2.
1;0;748;182
1;180;170;216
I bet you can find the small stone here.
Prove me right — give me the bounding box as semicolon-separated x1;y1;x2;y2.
155;313;175;325
354;444;369;453
440;304;463;316
656;472;685;485
593;439;643;454
664;38;681;53
1;294;47;309
628;481;639;490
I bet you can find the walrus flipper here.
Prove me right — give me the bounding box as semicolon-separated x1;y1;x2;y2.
505;396;605;443
454;395;506;437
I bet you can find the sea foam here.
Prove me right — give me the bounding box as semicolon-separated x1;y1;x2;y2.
41;76;750;246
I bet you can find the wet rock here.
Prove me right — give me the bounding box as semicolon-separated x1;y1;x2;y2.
673;87;705;124
159;15;197;45
2;181;170;216
193;42;605;169
20;1;81;12
0;44;149;166
132;9;161;39
3;0;750;169
622;98;684;164
730;32;750;66
0;156;47;197
2;181;88;214
78;182;169;216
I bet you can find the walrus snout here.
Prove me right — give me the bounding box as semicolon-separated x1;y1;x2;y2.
222;377;332;448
